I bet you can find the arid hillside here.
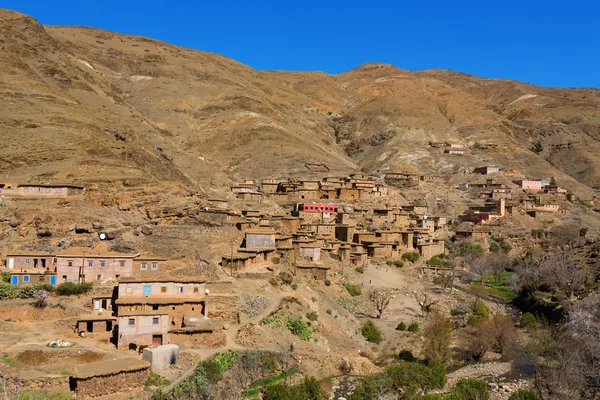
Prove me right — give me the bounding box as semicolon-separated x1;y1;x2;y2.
2;9;600;195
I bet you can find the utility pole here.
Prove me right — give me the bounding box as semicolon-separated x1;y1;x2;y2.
230;242;234;278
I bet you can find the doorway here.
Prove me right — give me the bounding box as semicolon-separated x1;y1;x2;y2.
152;335;163;346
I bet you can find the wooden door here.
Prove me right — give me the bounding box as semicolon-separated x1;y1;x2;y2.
152;335;163;346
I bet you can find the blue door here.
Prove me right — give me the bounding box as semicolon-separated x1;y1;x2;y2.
10;276;18;286
143;285;151;296
49;276;56;286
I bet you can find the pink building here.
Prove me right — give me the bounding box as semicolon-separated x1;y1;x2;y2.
55;250;139;283
514;180;542;191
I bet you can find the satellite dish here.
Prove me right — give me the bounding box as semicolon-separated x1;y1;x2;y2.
99;233;107;240
205;289;210;295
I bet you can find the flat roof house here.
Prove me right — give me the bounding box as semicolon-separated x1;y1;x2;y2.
55;250;139;283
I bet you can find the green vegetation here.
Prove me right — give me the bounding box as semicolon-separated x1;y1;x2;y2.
467;300;490;325
530;140;543;154
489;238;512;253
351;360;446;399
401;252;421;263
508;389;541;400
344;283;362;297
355;266;365;274
531;229;546;239
306;311;319;321
0;282;52;300
146;372;171;388
0;282;20;300
263;309;287;329
287;316;312;340
481;272;518;300
244;367;300;396
56;282;93;296
15;389;73;400
450;378;490;400
426;254;452;267
262;376;323;400
324;279;331;286
520;312;537;329
290;283;298;290
396;321;407;331
1;272;10;283
386;260;404;268
326;308;332;315
396;350;416;362
407;321;420;332
361;320;382;344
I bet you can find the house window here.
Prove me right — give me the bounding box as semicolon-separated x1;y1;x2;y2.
152;317;159;325
128;318;135;326
126;288;132;294
100;261;106;267
194;287;199;293
161;286;167;293
119;260;125;268
23;275;30;283
96;274;102;280
88;261;93;267
141;263;147;270
151;263;158;269
178;287;183;293
25;258;30;264
23;187;28;193
152;305;159;310
68;261;73;267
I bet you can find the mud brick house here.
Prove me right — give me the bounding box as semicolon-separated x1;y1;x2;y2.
455;224;491;239
0;183;84;197
300;180;320;190
71;358;151;398
314;223;336;238
372;208;396;224
295;262;330;281
118;311;170;349
76;314;116;335
132;256;167;277
416;240;445;260
335;225;356;242
260;179;281;194
55;250;139;283
350;247;368;266
221;252;257;271
207;198;228;209
474;166;500;175
245;228;276;248
238;248;275;264
237;191;262;202
9;271;57;286
337;187;362;201
298;243;321;262
336;212;356;226
514;179;543;191
4;252;55;270
116;277;208;328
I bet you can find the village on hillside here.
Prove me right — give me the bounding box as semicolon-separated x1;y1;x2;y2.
1;163;594;399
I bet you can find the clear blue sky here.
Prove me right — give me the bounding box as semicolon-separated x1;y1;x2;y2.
5;0;600;88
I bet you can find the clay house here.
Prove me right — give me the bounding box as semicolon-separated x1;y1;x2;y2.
314;223;336;238
336;212;356;226
221;253;257;271
491;188;512;200
295;262;330;281
4;252;55;271
237;248;275;264
445;149;464;155
241;210;262;219
337;187;362;201
244;228;276;248
55;250;139;283
230;183;256;194
132;256;167;277
278;217;301;233
420;176;444;183
353;231;377;244
207;199;228;209
0;183;84;197
236;220;259;232
416;239;445;260
71;358;151;398
295;189;319;201
9;271;57;286
384;172;420;187
514;179;543;192
350;247;368;266
300;180;321;190
116;277;208;332
236;191;262;202
367;244;388;259
402;204;428;216
118;311;170;349
450;143;465;149
454;224;491;239
76;314;117;335
298;243;321;262
474;166;500;175
335;225;356;242
375;230;402;242
372;208;395;225
260;179;281;194
92;295;115;312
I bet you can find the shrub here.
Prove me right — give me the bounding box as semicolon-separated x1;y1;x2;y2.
19;285;36;299
396;321;407;331
385;360;446;392
326;308;332;315
291;283;298;291
473;300;489;319
427;255;452;267
451;378;490;400
355;267;365;274
287;316;312;340
451;308;468;316
401;252;420;263
1;273;10;283
344;283;362;297
262;376;323;400
520;313;537;329
261;353;279;374
56;282;93;296
396;350;416;362
508;389;541;400
0;282;20;300
408;322;420;332
145;372;171;388
33;290;49;308
361;321;382;344
324;279;331;286
306;311;319;321
387;260;404;268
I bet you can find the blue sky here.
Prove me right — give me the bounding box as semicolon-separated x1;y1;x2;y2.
5;0;600;88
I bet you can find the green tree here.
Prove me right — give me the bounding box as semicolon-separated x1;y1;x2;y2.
422;311;453;363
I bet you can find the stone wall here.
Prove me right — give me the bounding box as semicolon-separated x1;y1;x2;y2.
170;331;226;347
73;367;150;398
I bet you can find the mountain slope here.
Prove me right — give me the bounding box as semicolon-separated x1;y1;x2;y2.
1;9;600;196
